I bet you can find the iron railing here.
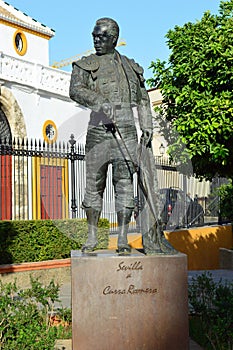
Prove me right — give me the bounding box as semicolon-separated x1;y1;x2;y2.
0;136;218;231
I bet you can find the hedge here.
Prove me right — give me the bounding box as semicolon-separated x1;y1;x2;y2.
0;219;109;264
218;181;233;222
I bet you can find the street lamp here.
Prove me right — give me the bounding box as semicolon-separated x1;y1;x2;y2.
159;143;165;157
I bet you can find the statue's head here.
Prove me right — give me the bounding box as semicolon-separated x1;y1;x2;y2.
92;18;119;55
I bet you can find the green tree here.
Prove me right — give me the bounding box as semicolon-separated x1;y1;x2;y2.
148;0;233;180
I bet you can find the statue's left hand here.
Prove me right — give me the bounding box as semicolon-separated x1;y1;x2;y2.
140;129;153;147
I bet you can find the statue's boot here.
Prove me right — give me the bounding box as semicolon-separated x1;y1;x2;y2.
117;209;132;255
82;208;101;253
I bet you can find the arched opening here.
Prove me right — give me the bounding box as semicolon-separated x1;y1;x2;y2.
0;86;27;219
0;106;12;219
0;106;12;142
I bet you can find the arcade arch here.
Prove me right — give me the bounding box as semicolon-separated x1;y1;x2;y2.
0;86;27;219
0;86;27;139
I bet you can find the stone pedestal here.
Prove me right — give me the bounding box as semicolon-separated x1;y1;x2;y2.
219;248;233;269
71;250;189;350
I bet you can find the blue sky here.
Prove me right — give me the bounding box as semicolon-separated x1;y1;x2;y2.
8;0;220;79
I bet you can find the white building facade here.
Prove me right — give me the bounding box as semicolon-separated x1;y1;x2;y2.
0;1;210;224
0;1;90;221
0;0;89;145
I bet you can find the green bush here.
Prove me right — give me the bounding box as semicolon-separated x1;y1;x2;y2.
0;277;71;350
218;181;233;222
189;272;233;349
0;219;109;264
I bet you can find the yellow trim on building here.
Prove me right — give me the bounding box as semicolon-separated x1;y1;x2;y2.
32;156;39;219
42;120;58;144
0;19;52;39
32;157;69;220
63;159;69;218
152;100;163;107
13;30;27;56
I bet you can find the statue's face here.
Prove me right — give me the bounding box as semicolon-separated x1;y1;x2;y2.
92;24;115;55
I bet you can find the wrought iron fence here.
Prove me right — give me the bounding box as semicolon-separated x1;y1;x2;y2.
0;136;219;231
0;137;76;221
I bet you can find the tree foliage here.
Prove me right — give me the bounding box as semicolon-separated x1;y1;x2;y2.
148;0;233;180
188;272;233;349
218;180;233;220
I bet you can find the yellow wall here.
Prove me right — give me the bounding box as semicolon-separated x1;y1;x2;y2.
165;225;233;270
109;225;233;270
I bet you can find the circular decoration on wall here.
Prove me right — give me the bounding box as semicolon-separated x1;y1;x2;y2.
43;120;57;144
13;30;27;56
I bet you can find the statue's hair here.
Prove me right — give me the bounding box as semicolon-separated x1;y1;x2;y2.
95;18;119;45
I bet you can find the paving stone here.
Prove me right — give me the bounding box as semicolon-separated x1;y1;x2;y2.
54;339;72;350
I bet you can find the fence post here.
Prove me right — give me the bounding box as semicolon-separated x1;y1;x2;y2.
183;174;188;227
217;176;222;225
69;134;77;218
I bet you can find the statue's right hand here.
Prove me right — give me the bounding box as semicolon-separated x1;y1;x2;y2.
101;103;113;119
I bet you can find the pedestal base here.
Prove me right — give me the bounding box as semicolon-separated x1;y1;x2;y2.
71;250;189;350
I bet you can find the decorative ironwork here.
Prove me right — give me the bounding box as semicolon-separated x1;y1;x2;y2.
0;135;216;230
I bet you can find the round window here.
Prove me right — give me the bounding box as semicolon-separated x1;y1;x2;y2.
13;31;27;56
43;120;57;144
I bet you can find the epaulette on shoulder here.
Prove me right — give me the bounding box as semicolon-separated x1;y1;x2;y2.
127;58;144;75
121;56;145;85
72;54;99;71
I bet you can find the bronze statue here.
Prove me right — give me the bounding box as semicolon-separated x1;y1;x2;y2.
69;17;176;255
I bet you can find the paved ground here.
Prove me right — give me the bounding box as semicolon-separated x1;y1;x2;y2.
55;339;204;350
188;269;233;284
55;269;233;350
55;338;204;350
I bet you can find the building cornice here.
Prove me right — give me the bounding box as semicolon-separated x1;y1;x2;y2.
0;1;55;38
0;16;54;39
